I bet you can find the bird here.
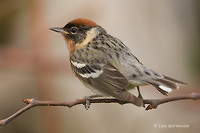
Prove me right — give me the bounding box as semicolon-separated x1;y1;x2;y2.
50;18;186;107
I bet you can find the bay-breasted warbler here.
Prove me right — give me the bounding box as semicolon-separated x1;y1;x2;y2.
50;18;186;107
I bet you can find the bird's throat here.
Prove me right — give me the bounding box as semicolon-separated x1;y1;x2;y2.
64;38;75;53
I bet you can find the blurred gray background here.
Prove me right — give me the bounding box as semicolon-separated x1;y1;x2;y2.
0;0;200;133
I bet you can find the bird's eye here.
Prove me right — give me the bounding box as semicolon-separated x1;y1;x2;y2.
70;27;78;34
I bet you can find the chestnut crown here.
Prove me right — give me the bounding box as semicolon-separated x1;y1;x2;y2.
51;18;103;44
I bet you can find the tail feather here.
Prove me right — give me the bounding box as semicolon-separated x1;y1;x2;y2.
164;76;187;85
152;84;169;95
148;76;186;95
157;78;177;89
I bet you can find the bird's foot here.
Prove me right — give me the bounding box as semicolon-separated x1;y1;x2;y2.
83;95;101;110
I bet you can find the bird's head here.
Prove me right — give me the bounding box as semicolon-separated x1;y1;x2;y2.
50;18;105;53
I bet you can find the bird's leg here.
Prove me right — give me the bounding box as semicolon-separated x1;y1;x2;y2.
83;94;102;110
137;86;145;107
137;86;143;100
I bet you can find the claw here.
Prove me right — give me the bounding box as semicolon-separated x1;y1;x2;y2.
83;95;101;110
84;96;91;110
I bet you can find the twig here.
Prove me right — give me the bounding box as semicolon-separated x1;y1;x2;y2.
0;92;200;126
143;92;200;110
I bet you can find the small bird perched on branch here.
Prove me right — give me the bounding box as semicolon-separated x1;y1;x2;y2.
50;18;185;107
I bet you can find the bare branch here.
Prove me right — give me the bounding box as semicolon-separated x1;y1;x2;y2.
143;92;200;110
0;92;200;126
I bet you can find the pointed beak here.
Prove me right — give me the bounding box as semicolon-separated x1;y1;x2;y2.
50;27;69;34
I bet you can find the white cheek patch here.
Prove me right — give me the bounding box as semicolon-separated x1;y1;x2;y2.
159;85;173;93
79;70;103;78
71;61;86;68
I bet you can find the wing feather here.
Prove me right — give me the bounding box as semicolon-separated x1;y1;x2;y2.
71;62;142;106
